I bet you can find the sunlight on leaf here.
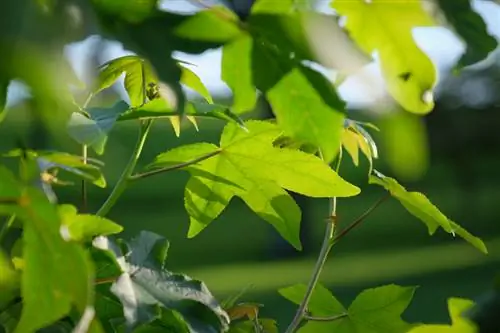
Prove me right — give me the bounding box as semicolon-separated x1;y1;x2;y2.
369;171;487;254
147;121;359;249
332;0;438;114
407;298;477;333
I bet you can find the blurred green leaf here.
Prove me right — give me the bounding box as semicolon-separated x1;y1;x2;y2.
280;284;416;333
147;121;359;248
228;319;278;333
0;78;8;123
58;204;123;242
179;65;213;104
369;171;487;253
407;298;477;333
437;0;498;69
0;301;22;333
332;0;437;114
13;189;94;333
0;250;19;310
377;111;429;181
67;101;130;155
267;66;346;163
106;231;229;332
222;34;258;113
251;0;295;14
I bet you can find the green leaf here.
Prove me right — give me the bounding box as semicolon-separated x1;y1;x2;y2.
147;121;359;248
0;77;9;123
0;166;22;199
228;319;278;333
67;101;130;155
0;250;19;310
0;301;22;333
407;298;477;332
179;65;213;103
96;55;157;107
222;34;258;113
13;189;94;333
332;0;438;114
436;0;498;69
267;66;346;163
58;204;123;242
369;171;487;254
106;231;229;332
280;284;416;333
251;0;296;14
131;309;190;333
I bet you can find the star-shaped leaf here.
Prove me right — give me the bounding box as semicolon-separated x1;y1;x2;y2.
407;298;477;333
369;171;487;254
146;121;360;249
279;283;416;333
332;0;438;114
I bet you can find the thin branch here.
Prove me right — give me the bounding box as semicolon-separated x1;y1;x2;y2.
96;120;153;217
332;194;390;244
129;149;222;181
304;313;348;322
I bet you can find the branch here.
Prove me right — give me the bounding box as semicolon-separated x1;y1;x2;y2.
332;194;390;244
96;120;153;217
304;313;348;322
129;149;221;181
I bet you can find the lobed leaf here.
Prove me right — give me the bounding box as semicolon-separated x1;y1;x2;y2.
280;283;416;333
147;121;359;249
332;0;438;114
369;171;487;253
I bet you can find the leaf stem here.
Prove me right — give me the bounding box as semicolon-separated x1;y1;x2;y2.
129;149;221;181
96;120;153;217
332;194;389;244
304;312;348;322
0;215;16;244
284;197;337;333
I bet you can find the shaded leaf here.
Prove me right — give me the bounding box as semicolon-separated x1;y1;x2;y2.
67;101;130;155
280;284;416;333
147;121;359;248
0;77;9;123
369;171;487;253
228;319;278;333
437;0;498;69
0;250;19;310
333;0;438;114
226;303;261;320
407;298;477;332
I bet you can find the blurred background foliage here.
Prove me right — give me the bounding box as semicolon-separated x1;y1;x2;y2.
1;0;500;330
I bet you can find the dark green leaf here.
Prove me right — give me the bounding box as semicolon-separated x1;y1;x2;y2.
228;319;278;333
369;171;487;254
437;0;498;69
0;301;22;333
0;250;19;310
0;77;9;123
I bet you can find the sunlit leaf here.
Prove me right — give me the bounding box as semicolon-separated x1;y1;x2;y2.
147;121;359;248
58;204;123;242
332;0;438;114
369;171;487;253
0;250;19;310
280;284;416;333
436;0;498;69
179;65;213;103
407;298;477;332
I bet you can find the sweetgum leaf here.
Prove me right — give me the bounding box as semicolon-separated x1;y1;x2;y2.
436;0;497;69
105;231;229;332
407;298;477;333
280;284;416;333
332;0;438;114
370;171;487;253
180;65;213;104
147;121;359;248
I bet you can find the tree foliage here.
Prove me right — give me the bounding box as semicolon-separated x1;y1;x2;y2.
0;0;498;332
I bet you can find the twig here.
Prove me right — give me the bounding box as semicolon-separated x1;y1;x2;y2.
332;194;390;244
96;120;153;217
304;313;348;322
129;149;221;181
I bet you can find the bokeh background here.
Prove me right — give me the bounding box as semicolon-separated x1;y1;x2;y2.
2;0;500;329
